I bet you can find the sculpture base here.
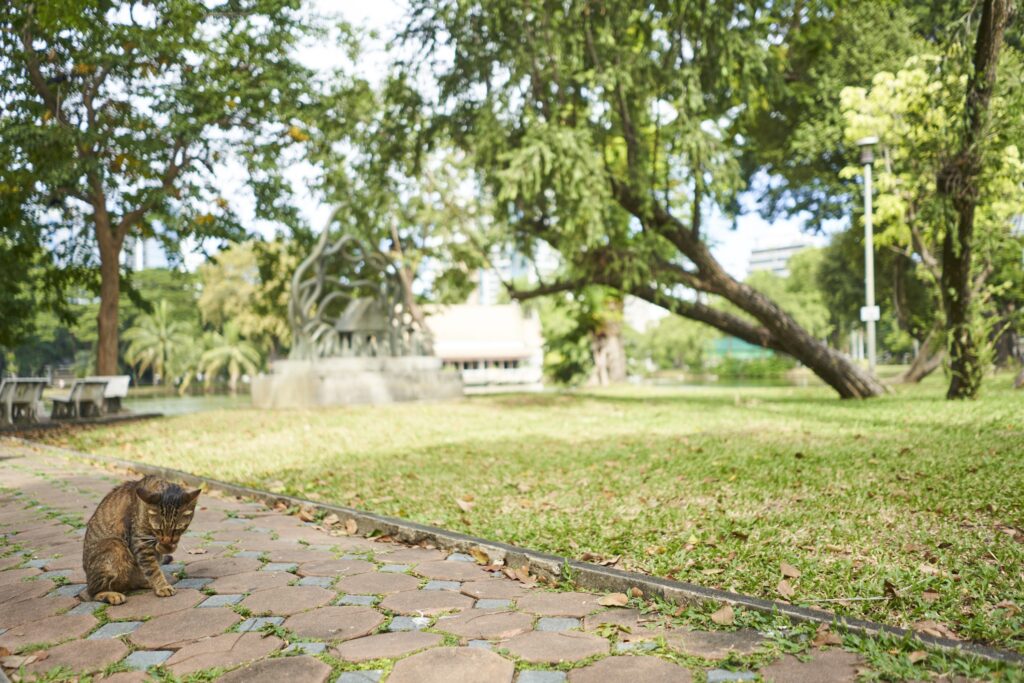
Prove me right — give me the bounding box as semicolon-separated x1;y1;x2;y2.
251;357;464;409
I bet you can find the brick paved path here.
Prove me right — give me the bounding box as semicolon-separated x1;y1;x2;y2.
0;439;870;682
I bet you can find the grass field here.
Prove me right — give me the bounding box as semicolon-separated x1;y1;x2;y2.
44;375;1024;655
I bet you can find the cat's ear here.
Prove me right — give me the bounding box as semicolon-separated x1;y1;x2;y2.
184;488;201;504
135;488;161;506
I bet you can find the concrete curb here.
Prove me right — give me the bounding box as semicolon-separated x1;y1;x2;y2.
14;437;1024;667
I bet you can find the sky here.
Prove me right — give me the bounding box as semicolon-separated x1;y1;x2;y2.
186;0;834;280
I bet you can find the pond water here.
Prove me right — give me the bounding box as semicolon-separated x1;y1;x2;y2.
123;394;250;416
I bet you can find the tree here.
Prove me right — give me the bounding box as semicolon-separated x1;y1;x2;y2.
199;322;262;395
399;0;884;398
840;45;1023;395
123;300;193;384
0;0;323;374
937;0;1016;398
198;241;290;354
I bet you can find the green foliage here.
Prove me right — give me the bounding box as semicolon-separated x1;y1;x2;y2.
744;250;833;341
0;0;329;368
628;315;715;373
714;355;796;379
199;322;262;395
198;242;290;352
123;300;195;384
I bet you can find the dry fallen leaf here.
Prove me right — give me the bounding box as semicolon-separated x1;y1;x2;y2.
777;579;796;599
344;518;358;535
710;605;734;626
918;563;943;577
907;650;928;664
912;620;960;640
921;590;940;603
298;507;316;523
187;548;208;555
322;513;340;527
781;562;801;579
469;547;491;565
629;587;643;598
273;501;287;512
598;593;629;607
702;568;725;576
812;624;842;647
456;497;476;513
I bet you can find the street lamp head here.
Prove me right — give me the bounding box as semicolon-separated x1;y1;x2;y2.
856;136;879;165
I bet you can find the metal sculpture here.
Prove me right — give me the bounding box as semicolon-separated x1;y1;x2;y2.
288;215;433;361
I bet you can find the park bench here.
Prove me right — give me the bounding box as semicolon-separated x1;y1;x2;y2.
86;375;131;413
50;379;109;419
0;377;49;425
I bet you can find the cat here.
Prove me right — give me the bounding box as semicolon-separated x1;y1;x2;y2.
83;475;201;605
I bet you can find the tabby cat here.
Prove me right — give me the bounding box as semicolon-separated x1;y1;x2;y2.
83;476;201;605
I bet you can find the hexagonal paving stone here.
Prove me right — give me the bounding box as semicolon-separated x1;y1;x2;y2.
335;571;421;595
0;595;77;628
379;589;474;616
217;654;332;683
123;650;173;670
129;607;239;649
207;569;293;594
537;617;581;632
237;616;284;632
568;655;693;682
164;632;284;676
337;671;384;683
283;606;384;641
0;614;96;651
185;556;261;578
374;546;444;563
105;588;205;620
518;672;567;683
334;631;443;662
435;610;534;640
0;580;54;604
423;580;461;591
389;616;431;632
296;558;376;577
199;594;243;607
88;621;142;639
241;585;335;616
0;568;41;585
759;649;864;683
460;580;528;600
664;628;764;660
25;638;128;677
503;631;609;664
517;592;604;617
413;560;489;582
387;646;514;683
264;547;336;563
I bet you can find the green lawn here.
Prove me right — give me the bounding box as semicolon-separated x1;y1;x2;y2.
45;376;1024;654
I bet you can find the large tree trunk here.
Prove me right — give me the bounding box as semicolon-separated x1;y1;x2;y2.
590;298;627;386
937;0;1013;400
715;273;885;398
94;205;123;376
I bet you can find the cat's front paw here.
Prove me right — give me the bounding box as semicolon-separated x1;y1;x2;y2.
154;585;176;597
95;591;126;605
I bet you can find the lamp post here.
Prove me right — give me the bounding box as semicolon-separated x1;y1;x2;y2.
857;136;880;373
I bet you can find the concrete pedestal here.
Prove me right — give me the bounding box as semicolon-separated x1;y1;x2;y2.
251;357;464;409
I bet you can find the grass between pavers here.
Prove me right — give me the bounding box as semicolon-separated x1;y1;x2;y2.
31;375;1024;657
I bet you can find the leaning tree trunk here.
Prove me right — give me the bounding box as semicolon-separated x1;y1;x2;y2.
897;329;946;383
938;0;1013;399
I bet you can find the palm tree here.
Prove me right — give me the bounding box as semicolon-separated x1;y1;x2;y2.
123;301;192;385
200;322;262;395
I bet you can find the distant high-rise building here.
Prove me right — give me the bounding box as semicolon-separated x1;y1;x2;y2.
748;243;810;277
121;237;169;271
